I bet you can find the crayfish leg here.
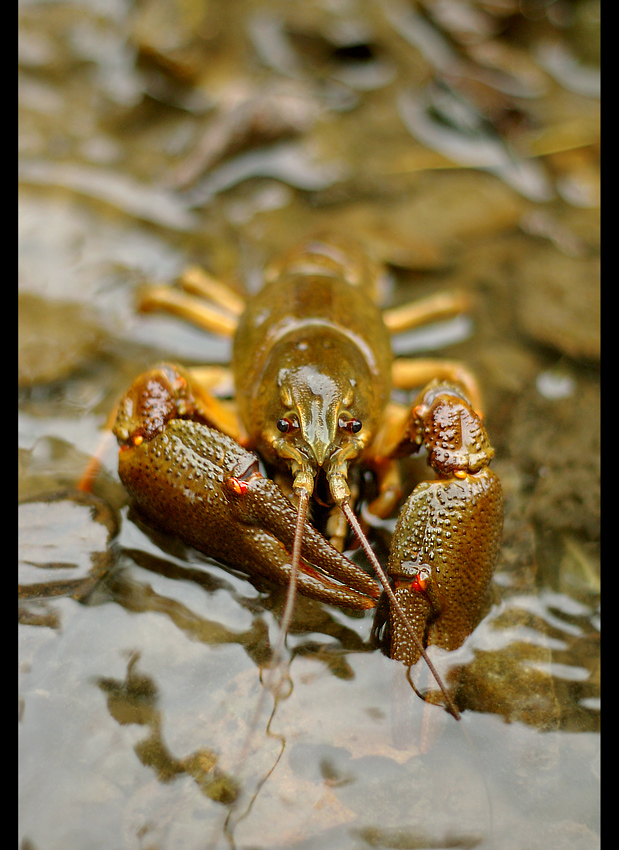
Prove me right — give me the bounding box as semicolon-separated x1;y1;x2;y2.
392;358;483;415
138;286;238;336
383;289;471;333
136;264;245;338
176;265;244;316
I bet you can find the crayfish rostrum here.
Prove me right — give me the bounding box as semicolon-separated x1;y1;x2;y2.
112;234;503;716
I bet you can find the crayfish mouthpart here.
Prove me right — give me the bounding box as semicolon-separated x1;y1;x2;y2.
292;467;315;497
328;472;351;506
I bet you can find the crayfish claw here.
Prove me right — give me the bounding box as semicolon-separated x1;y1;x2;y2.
386;383;503;667
117;415;379;611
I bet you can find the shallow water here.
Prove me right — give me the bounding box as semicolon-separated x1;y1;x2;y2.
19;2;599;848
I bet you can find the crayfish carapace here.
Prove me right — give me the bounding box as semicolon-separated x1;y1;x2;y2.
112;234;504;718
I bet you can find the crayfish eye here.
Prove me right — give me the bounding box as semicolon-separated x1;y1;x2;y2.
277;417;297;433
339;416;362;434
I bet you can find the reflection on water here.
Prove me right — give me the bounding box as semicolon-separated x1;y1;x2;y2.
18;565;599;849
19;1;598;848
18;503;599;849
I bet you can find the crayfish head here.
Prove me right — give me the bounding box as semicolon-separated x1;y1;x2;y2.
274;362;366;497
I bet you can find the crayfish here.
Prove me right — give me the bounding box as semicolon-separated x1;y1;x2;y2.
112;234;503;718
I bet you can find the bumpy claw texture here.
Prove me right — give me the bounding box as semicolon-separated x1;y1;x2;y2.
387;383;503;666
114;364;204;445
117;417;379;610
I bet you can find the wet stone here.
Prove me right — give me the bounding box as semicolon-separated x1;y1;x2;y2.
18;489;118;602
18;292;102;387
507;380;600;540
514;245;600;361
457;637;561;730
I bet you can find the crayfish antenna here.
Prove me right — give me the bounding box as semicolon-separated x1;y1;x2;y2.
77;407;120;492
267;487;310;684
204;488;311;850
340;501;461;721
77;438;109;492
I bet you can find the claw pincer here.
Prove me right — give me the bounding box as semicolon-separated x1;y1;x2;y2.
114;369;379;610
386;383;503;666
